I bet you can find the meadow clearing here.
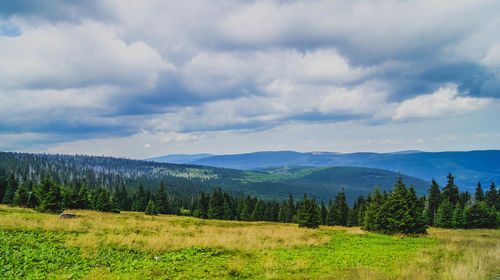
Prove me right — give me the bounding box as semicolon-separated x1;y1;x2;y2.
0;204;499;279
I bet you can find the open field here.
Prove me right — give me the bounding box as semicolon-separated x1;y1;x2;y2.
1;205;499;279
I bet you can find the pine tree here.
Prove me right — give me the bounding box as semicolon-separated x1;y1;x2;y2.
2;174;18;205
36;179;64;214
145;200;158;215
156;182;169;214
133;184;147;212
452;202;466;228
442;172;459;205
464;202;496;228
207;188;224;219
435;200;454;228
363;187;383;231
346;208;357;227
13;184;29;207
333;189;349;226
296;194;321;228
194;192;209;219
75;184;89;209
475;182;484;202
326;199;336;226
320;201;327;225
285;194;296;223
427;179;441;226
223;193;235;220
251;200;265;221
485;182;497;208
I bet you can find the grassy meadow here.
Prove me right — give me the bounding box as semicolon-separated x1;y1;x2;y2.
0;205;499;280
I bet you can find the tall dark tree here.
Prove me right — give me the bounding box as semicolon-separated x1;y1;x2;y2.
442;172;459;205
435;200;454;228
34;179;64;213
452;202;466;229
296;194;321;228
363;187;383;231
132;184;147;212
475;182;484;202
464;202;496;228
156;182;169;214
333;189;349;226
13;184;29;207
427;179;441;225
2;174;18;205
194;192;209;219
207;188;224;219
320;201;327;225
485;182;497;208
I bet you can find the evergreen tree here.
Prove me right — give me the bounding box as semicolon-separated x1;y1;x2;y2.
363;187;383;231
145;200;158;215
2;174;18;205
435;200;454;228
333;189;349;226
285;194;296;223
295;194;321;228
326;199;336;225
475;182;484;202
75;184;89;209
13;184;29;207
452;202;466;228
239;199;251;221
251;200;265;221
464;202;496;228
132;184;147;212
320;201;327;225
346;207;357;227
194;192;209;219
442;172;459;205
35;179;64;213
223;193;235;220
427;179;441;226
156;182;170;214
207;188;224;219
485;182;497;208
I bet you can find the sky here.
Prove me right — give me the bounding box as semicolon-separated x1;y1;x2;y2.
0;0;499;159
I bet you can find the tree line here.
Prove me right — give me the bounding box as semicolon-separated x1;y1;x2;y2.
1;169;498;234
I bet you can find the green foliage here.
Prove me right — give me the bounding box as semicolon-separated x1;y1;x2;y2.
464;202;497;228
12;184;29;207
33;178;64;214
427;179;441;226
207;188;224;219
485;182;498;208
442;172;459;205
2;174;18;205
475;182;484;202
296;194;321;228
452;202;466;228
156;182;169;214
145;200;158;215
435;200;454;228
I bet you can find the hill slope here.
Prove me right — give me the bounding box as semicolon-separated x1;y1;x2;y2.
155;150;500;190
0;152;429;204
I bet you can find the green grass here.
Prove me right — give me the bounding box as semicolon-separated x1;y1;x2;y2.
1;206;499;279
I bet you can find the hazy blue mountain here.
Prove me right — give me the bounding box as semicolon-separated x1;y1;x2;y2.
149;153;213;164
187;150;500;190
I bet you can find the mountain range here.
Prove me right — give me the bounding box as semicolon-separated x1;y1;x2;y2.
149;150;500;190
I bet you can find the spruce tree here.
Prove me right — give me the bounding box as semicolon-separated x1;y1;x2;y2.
36;179;64;213
75;184;89;209
326;199;336;226
442;172;459;205
464;202;496;228
435;200;454;228
207;188;224;219
485;182;497;208
251;200;265;221
2;174;18;205
346;208;357;227
223;193;235;220
363;187;383;231
145;200;158;215
452;202;466;228
475;182;484;202
13;184;29;207
194;192;209;219
156;182;169;214
427;179;441;225
320;201;327;225
296;194;321;228
133;184;147;212
333;189;349;226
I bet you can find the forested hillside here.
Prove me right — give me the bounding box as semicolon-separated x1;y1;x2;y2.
0;152;428;204
155;150;500;189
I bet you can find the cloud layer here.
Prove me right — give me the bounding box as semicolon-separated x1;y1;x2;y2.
0;0;499;156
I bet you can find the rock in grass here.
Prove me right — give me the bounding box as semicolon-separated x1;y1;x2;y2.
58;213;76;219
154;257;162;260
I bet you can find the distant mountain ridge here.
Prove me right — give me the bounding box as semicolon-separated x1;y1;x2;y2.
149;150;500;190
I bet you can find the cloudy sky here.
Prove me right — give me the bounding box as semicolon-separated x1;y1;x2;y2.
1;0;499;158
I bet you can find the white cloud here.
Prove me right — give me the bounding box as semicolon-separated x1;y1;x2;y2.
392;84;491;120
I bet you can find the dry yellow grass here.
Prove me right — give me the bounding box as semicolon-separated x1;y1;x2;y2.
0;205;330;253
1;205;499;279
